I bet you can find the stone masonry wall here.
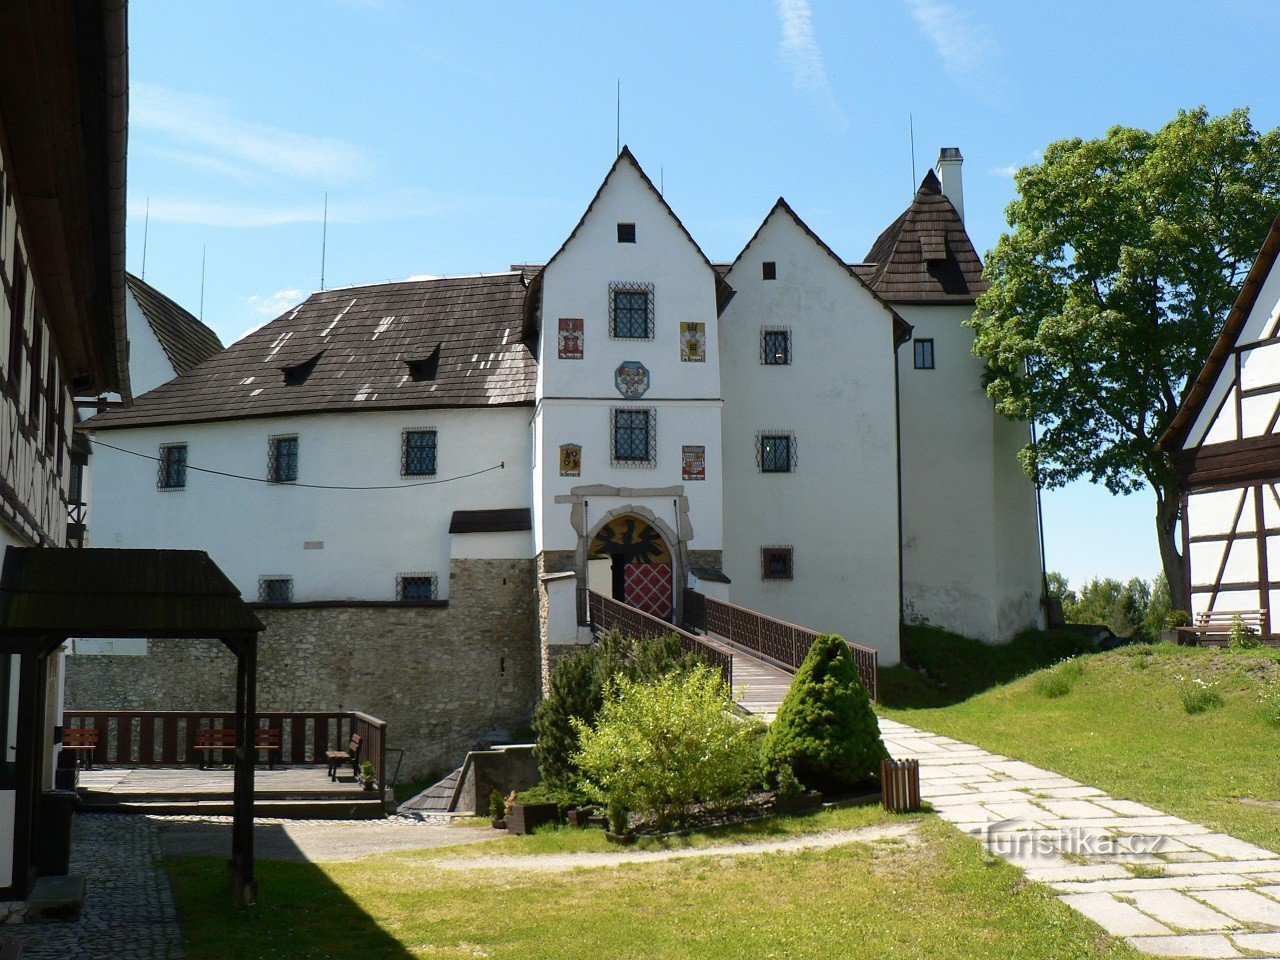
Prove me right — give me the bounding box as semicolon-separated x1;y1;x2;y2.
64;558;540;781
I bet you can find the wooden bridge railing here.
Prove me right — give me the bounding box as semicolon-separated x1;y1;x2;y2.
682;589;878;701
588;591;733;686
61;709;389;790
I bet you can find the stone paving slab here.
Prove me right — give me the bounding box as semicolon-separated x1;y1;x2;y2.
880;717;1280;960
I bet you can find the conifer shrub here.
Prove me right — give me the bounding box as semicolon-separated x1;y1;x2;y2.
762;633;888;792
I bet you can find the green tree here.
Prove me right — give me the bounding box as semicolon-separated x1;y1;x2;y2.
761;634;887;791
971;108;1280;611
1065;577;1150;637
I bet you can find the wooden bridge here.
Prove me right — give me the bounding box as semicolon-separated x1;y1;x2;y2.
588;589;878;720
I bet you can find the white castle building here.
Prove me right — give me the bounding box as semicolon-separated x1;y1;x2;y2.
77;147;1044;771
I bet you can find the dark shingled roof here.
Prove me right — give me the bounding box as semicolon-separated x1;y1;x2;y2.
858;170;988;305
449;508;532;534
126;273;224;376
0;546;262;637
87;273;537;430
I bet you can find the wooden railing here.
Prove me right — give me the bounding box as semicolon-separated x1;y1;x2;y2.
588;591;733;685
61;710;389;790
682;589;878;701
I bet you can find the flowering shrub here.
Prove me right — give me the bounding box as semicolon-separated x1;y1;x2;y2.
573;666;764;830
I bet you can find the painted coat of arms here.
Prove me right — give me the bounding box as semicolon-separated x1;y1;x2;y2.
614;361;650;398
680;322;706;362
559;444;582;477
557;318;584;360
682;445;706;481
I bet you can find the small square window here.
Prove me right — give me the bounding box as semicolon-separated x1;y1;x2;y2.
913;338;935;370
612;408;655;466
398;574;438;601
157;443;187;490
258;577;293;603
403;429;437;476
759;433;794;473
762;547;793;581
617;222;636;243
761;329;790;365
268;435;299;483
762;261;776;280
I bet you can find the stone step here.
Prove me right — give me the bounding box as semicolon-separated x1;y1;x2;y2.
25;874;85;923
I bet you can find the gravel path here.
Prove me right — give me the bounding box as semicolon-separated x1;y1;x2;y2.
423;821;918;873
154;814;496;862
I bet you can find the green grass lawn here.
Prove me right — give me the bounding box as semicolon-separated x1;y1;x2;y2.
882;639;1280;852
168;813;1141;960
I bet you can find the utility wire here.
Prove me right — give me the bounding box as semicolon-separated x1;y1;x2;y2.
89;437;505;491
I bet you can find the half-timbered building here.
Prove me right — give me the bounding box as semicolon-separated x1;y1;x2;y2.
1164;212;1280;637
0;0;130;900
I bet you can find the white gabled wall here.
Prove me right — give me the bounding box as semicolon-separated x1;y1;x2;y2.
897;303;1043;642
719;207;901;663
534;154;723;560
123;286;181;396
87;406;533;602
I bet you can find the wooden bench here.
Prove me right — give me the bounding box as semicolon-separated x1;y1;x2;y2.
325;733;362;782
60;727;99;770
193;727;282;769
1176;609;1267;646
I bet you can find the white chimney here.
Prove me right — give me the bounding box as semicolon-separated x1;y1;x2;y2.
936;147;964;223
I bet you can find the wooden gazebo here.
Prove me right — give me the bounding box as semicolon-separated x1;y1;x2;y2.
0;546;263;905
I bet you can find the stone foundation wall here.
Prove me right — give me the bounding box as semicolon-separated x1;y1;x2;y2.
64;558;540;781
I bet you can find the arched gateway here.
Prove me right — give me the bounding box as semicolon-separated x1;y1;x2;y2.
588;513;674;620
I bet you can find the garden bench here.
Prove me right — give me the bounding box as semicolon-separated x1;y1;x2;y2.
193;727;281;769
325;733;362;782
1176;608;1267;647
60;726;98;769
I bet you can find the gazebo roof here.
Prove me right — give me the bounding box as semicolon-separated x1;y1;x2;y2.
0;547;262;638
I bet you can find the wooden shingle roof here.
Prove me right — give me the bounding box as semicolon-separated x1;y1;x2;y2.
859;170;988;305
87;273;536;430
126;273;224;376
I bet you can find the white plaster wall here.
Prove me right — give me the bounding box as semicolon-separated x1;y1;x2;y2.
86;406;533;602
897;303;1043;642
544;576;590;646
123;285;181;396
719;208;901;662
534;155;723;559
450;530;533;561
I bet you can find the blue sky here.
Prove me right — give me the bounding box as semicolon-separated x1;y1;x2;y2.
125;0;1280;589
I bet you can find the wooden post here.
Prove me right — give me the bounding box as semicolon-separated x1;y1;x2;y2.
229;636;257;907
881;758;921;813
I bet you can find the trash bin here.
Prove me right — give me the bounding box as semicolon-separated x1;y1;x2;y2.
37;790;80;876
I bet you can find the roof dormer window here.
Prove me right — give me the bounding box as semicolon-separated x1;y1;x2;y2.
282;351;324;386
617;222;636;243
406;344;441;382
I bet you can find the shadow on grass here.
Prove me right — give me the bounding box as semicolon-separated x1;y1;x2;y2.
168;846;416;960
879;624;1094;709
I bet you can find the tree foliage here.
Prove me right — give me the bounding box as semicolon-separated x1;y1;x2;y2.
532;629;698;792
761;634;887;791
1047;571;1175;638
573;666;765;830
971;108;1280;607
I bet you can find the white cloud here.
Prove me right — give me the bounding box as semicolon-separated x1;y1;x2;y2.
247;288;307;318
132;82;364;183
774;0;845;127
990;164;1019;178
903;0;994;81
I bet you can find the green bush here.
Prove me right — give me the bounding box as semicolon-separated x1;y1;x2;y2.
488;789;505;821
1034;658;1084;698
1181;681;1225;714
532;630;698;792
1228;615;1261;649
515;782;583;816
762;633;888;792
574;665;764;830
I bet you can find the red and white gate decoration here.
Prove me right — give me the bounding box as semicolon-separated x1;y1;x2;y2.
624;562;673;620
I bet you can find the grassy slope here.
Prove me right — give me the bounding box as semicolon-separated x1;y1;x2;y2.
883;639;1280;852
169;814;1139;960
